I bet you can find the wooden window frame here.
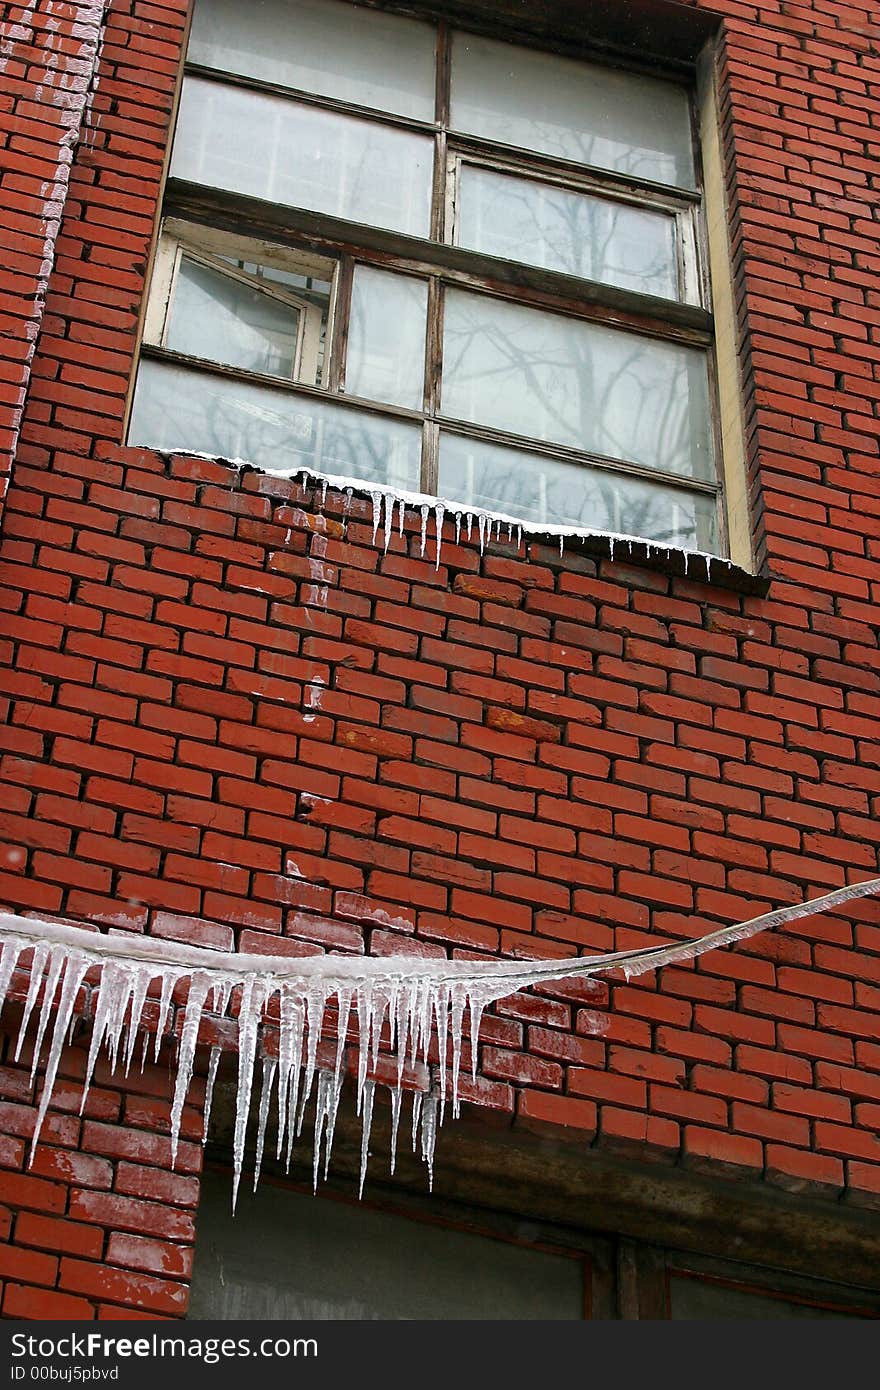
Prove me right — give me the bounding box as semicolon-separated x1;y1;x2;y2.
133;0;753;562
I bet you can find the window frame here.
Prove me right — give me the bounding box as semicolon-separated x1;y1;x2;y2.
133;0;742;560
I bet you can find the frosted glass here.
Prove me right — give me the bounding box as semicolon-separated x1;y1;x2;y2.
129;359;421;491
457;165;679;300
188;0;436;122
171;77;433;238
442;289;713;481
439;433;718;552
347;266;427;409
167;258;301;378
188;1172;585;1321
451;33;696;190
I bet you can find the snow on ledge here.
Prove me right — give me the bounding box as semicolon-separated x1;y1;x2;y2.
154;449;751;585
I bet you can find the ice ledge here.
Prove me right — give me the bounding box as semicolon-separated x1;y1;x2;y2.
1;878;876;1203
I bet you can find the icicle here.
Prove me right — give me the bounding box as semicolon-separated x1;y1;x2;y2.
420;1089;438;1191
123;966;152;1077
389;1083;403;1175
411;1087;423;1153
355;983;373;1112
383;493;394;554
449;983;466;1118
559;534;564;555
359;1078;375;1197
466;512;473;541
507;523;513;542
170;971;211;1173
253;1055;276;1193
275;985;303;1166
203;1044;221;1144
14;941;49;1062
477;513;487;554
434;502;445;570
683;550;689;575
320;480;328;507
0;941;23;1023
370;491;382;547
154;972;175;1062
322;1069;344;1181
705;553;712;581
312;1068;333;1193
398;500;405;538
231;975;268;1210
30;951;90;1160
433;984;450;1124
298;985;324;1135
454;512;462;546
419;503;429;557
29;950;65;1085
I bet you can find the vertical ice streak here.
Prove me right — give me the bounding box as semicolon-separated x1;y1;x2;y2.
434;502;445;570
420;503;429;556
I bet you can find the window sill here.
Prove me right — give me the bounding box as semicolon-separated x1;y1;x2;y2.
117;442;767;597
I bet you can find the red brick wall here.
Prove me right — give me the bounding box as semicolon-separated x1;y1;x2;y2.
0;0;879;1319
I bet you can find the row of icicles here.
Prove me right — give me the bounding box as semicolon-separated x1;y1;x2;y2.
1;878;878;1206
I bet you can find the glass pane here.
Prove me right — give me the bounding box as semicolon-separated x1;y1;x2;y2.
167;257;302;378
439;432;718;552
457;165;679;300
450;32;695;190
670;1276;864;1320
188;1171;585;1320
171;77;433;238
189;0;436;123
442;289;714;481
129;359;421;492
347;266;427;409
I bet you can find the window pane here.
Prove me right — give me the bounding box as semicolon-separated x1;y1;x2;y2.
450;32;695;190
347;266;427;409
167;258;303;378
129;359;421;491
439;432;718;552
188;1172;585;1321
670;1277;864;1320
171;77;433;238
188;0;436;123
442;289;714;481
456;165;679;300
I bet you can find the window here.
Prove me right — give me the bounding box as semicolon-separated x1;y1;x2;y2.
129;0;735;557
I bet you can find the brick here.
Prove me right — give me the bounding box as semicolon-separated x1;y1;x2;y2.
516;1089;597;1138
3;1284;95;1320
